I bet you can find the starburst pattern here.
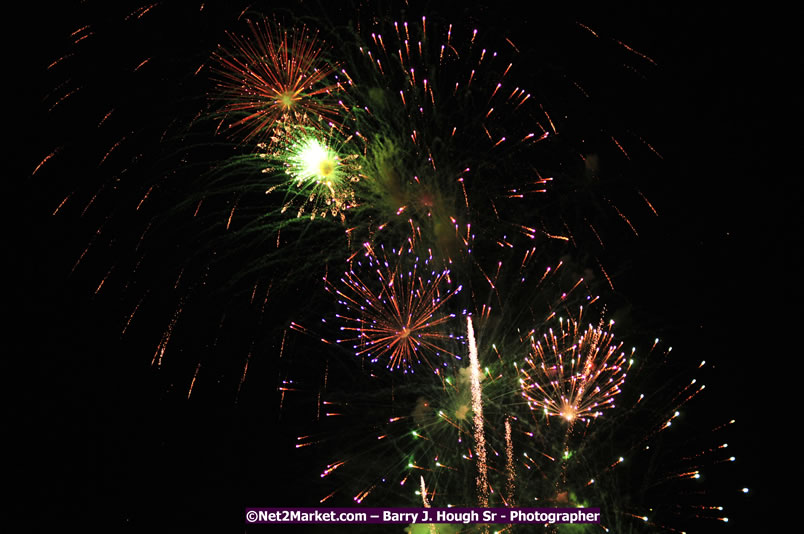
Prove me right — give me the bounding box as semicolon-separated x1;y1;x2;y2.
520;309;631;423
211;20;346;142
327;243;463;371
260;132;364;220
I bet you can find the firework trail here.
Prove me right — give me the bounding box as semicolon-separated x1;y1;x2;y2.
504;416;515;507
467;316;488;508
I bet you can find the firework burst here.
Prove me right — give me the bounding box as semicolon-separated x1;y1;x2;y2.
258;129;365;221
520;309;631;424
326;242;464;371
345;16;549;252
299;296;740;533
211;19;348;143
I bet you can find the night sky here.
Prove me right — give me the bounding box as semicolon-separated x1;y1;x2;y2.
13;1;789;531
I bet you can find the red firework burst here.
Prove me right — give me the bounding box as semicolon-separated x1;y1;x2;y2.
327;244;463;371
212;20;346;142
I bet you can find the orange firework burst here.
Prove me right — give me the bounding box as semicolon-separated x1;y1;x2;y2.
211;20;346;142
327;243;463;371
521;308;632;423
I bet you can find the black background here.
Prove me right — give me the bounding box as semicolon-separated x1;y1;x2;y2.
12;1;790;530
